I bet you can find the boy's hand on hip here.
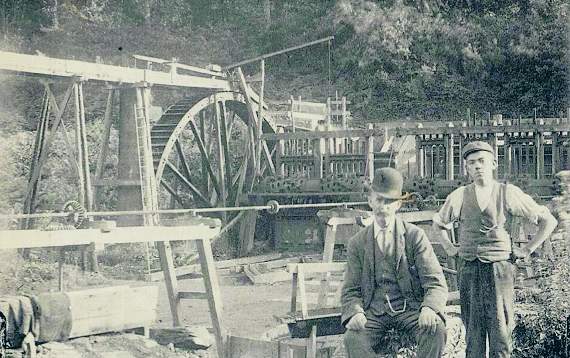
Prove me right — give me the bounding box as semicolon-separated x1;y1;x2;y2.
512;246;530;259
346;312;367;331
419;307;440;335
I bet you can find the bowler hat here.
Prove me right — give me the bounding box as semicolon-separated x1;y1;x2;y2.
462;141;494;159
365;167;408;200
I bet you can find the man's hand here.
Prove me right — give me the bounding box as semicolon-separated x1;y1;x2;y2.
418;307;441;335
346;312;367;331
512;246;530;259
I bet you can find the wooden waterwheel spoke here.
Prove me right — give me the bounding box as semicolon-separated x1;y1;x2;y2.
188;120;222;197
161;180;186;207
220;100;233;196
213;97;227;219
174;139;193;183
199;110;211;195
165;161;211;207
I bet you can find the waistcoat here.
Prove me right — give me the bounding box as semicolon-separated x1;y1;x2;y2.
458;183;511;262
369;231;405;316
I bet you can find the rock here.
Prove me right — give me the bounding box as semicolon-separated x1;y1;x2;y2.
99;351;136;358
150;326;214;350
38;342;82;358
143;339;158;348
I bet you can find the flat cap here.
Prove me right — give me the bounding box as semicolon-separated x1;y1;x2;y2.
462;140;494;159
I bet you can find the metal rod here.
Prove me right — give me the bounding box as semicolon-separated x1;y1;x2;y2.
222;36;334;70
0;200;367;220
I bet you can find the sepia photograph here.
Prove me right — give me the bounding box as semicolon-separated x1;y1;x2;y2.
0;1;568;357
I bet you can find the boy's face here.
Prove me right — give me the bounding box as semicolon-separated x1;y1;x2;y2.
367;191;401;228
465;151;496;183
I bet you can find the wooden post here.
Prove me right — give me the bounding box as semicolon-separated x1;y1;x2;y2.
157;241;182;327
504;135;512;179
257;59;265;176
238;211;257;257
490;134;498;179
73;82;86;208
416;136;425;178
458;135;464;177
341;96;347;129
366;124;374;179
313;126;324;179
276;127;285;176
326;97;331;127
446;134;454;180
196;238;227;358
536;132;543;179
118;88;143;226
93;89;115;209
552;132;559;175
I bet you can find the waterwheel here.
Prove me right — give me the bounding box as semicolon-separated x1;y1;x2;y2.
151;90;277;218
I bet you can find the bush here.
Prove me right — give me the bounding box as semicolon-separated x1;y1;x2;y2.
513;236;569;358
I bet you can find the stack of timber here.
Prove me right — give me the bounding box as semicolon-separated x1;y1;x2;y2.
243;255;322;285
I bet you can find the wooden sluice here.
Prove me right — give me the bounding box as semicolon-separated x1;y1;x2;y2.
409;116;570;181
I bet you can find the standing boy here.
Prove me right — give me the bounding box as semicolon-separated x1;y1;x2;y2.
433;141;558;357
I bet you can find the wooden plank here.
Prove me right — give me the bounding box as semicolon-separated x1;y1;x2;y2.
196;238;226;358
178;291;208;300
397;210;436;223
0;51;231;90
157;241;181;327
245;269;291;285
0;224;220;250
306;326;317;358
150;251;284;281
297;267;308;319
132;54;225;77
287;263;346;274
67;285;158;338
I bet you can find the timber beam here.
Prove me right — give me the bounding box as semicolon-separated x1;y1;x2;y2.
261;124;569;141
0;224;221;250
0;51;232;90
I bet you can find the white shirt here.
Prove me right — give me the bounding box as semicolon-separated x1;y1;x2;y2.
433;182;549;230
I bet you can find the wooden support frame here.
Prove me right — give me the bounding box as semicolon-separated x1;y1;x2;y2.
22;81;76;215
93;89;116;209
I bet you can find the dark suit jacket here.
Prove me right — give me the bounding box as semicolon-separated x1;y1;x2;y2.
341;217;448;325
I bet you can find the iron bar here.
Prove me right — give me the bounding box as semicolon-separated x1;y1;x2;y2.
0;200;367;221
223;36;334;70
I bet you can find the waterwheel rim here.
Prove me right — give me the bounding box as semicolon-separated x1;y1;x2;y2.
151;90;276;214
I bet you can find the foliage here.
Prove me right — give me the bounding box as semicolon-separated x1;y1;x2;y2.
513;241;570;357
334;0;568;120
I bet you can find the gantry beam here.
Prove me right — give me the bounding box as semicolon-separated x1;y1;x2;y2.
0;51;232;90
261;122;570;141
0;224;221;250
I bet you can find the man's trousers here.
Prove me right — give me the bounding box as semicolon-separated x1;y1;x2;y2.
344;309;446;358
459;259;515;358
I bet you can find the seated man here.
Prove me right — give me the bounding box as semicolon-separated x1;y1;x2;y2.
342;167;448;358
